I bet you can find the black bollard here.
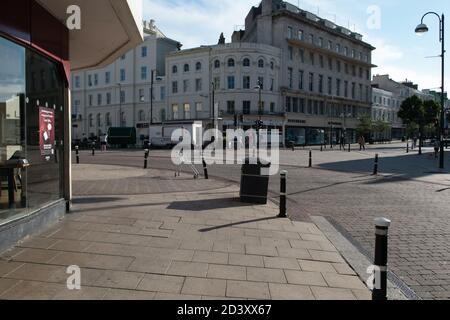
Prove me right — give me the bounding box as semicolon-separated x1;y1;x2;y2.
372;218;391;301
348;143;351;153
373;154;379;175
320;145;323;152
144;149;149;169
92;143;95;156
278;170;287;218
75;146;80;164
406;140;409;154
309;149;312;168
202;158;209;180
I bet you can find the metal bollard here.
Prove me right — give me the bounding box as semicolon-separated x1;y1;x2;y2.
372;217;391;301
144;149;149;169
406;140;409;154
348;143;351;153
309;149;312;168
373;154;379;175
75;146;80;164
92;143;95;156
202;158;209;180
278;170;287;218
320;145;323;152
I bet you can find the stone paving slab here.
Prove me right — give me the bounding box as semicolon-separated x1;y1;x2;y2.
0;183;370;300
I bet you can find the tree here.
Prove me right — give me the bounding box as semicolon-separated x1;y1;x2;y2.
373;120;391;142
356;114;372;138
398;95;439;154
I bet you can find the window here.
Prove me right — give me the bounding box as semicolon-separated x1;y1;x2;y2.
120;90;125;103
227;58;235;67
139;89;145;102
196;102;202;112
328;41;333;50
270;102;275;113
120;69;126;82
214;60;220;68
318;75;324;93
183;79;189;92
227;101;235;114
196;62;202;71
286;97;292;112
288;68;293;89
97;94;102;105
299;49;304;63
227;76;235;89
318;37;324;47
270;78;274;91
337;61;341;73
307;100;313;114
121;54;126;60
328;77;332;95
258;59;264;68
243;101;251;115
328;57;333;70
89;114;93;127
172;81;178;94
299;98;305;113
344;81;349;98
359;67;363;78
75;76;80;88
288;46;293;60
293;98;299;113
93;74;98;86
105;72;110;84
287;26;293;39
344;47;348;56
141;46;147;57
184;103;190;119
214;77;220;90
106;113;112;126
243;76;251;89
298;30;304;40
309;34;314;44
172;65;178;74
106;92;111;105
243;58;250;67
141;66;147;80
336;44;341;53
319;55;324;68
160;86;165;100
351;49;355;58
359;84;363;101
139;110;145;121
351;82;356;99
309;72;314;92
88;75;92;87
172;104;179;120
270;61;274;70
195;78;202;92
88;94;93;106
336;79;341;96
352;65;356;76
310;52;315;65
299;70;304;90
184;64;189;72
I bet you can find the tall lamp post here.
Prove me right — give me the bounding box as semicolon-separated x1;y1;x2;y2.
117;83;123;127
254;80;263;151
415;12;446;169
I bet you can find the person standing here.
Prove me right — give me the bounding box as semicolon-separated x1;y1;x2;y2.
358;135;366;151
100;134;108;152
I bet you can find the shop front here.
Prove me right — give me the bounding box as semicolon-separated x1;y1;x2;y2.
0;0;143;252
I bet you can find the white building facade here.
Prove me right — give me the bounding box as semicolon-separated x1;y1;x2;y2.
71;21;180;143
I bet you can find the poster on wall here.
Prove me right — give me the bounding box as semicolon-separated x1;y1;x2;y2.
39;107;55;161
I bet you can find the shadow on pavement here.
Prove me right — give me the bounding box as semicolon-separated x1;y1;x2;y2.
72;197;123;204
167;197;254;212
318;152;450;183
199;216;281;232
71;202;172;214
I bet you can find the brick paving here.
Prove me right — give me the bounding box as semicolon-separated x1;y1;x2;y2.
71;146;450;300
0;164;370;300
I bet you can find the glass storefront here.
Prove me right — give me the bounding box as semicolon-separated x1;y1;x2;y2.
286;127;325;146
0;36;65;225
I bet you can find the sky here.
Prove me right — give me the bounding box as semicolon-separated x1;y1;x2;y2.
144;0;450;92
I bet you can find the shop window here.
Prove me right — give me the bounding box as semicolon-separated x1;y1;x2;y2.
0;36;66;224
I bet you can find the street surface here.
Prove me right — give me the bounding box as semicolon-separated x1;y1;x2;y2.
75;142;450;300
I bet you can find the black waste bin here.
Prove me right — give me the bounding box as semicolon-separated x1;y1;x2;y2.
240;158;271;205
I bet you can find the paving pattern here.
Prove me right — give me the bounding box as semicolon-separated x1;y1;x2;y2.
0;173;370;300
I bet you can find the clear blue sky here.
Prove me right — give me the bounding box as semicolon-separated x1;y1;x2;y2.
144;0;450;92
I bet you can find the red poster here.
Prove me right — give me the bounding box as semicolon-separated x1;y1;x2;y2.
39;107;55;161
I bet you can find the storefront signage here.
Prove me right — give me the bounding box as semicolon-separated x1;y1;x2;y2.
39;107;55;161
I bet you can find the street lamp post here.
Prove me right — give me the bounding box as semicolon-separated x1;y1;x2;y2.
117;83;123;127
255;80;263;151
150;70;154;127
416;12;446;169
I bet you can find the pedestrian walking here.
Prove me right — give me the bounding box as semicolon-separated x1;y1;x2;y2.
358;135;366;151
100;134;108;152
434;139;440;159
413;136;418;150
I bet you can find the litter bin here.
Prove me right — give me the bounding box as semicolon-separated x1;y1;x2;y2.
240;158;271;205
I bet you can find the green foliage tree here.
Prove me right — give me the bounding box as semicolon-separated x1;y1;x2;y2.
356;114;372;138
398;95;439;154
373;120;391;142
